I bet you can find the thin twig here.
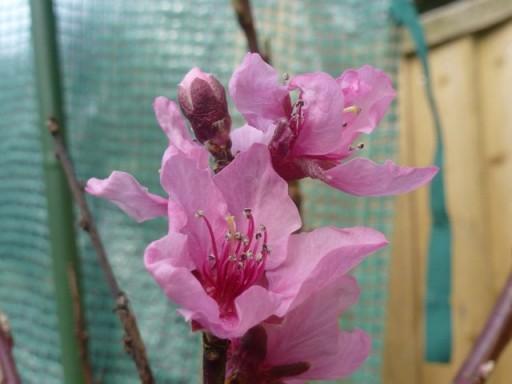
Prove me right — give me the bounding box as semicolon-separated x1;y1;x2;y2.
453;267;512;384
0;312;21;384
231;0;263;58
67;266;94;384
47;118;154;384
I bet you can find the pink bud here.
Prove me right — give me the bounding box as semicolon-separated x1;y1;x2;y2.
178;68;231;146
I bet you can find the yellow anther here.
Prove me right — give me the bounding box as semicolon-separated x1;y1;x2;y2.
343;105;362;114
226;215;236;234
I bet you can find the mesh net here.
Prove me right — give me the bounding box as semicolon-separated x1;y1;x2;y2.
0;1;399;383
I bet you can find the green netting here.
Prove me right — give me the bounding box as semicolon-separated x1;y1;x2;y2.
0;1;400;383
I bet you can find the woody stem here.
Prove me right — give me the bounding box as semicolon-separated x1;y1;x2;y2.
202;332;230;384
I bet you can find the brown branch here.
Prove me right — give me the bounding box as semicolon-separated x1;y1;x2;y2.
67;265;94;384
47;118;154;383
0;312;21;384
202;333;229;384
453;267;512;383
231;0;262;57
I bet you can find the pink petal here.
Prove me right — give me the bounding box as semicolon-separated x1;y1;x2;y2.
230;124;273;155
268;226;387;315
85;171;167;223
160;150;228;257
214;144;301;268
325;157;439;197
144;232;194;270
288;72;345;157
229;53;290;130
265;277;371;381
153;96;209;167
224;286;279;339
338;65;395;137
301;329;371;380
146;260;222;331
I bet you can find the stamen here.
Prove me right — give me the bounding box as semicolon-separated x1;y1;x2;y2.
349;143;365;151
196;210;219;259
343;105;362;114
195;209;204;218
197;208;271;317
226;215;236;234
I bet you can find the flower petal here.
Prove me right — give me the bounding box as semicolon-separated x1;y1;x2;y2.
265;277;370;381
160;150;228;258
338;65;395;137
301;329;371;380
153;96;209;167
268;226;387;315
288;72;345;157
229;53;290;130
85;171;167;222
144;232;193;270
325;157;439;197
146;260;222;331
230;124;273;155
214;144;301;268
223;286;279;339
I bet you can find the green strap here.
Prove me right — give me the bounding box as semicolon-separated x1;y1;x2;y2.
391;0;453;363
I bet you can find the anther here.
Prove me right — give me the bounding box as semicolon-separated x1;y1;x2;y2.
243;208;252;217
343;105;362;114
195;209;204;218
349;143;365;151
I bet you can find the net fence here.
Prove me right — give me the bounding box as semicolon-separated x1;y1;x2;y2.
0;1;400;382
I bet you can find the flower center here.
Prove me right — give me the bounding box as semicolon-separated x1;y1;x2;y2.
195;208;270;317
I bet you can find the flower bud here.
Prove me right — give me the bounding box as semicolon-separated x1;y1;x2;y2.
178;68;231;146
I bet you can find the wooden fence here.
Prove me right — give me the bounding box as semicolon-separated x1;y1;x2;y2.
384;0;512;383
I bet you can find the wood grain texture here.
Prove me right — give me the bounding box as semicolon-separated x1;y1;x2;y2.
477;21;512;383
385;21;512;383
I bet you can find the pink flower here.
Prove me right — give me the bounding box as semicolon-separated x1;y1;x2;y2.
143;144;387;338
85;96;208;222
229;53;438;196
227;276;370;383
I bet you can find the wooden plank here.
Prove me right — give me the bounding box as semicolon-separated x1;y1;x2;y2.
383;57;422;384
397;37;495;383
476;20;512;383
401;0;512;54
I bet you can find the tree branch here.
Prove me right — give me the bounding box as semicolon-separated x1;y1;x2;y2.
47;118;154;383
202;333;229;384
67;265;94;384
0;312;21;384
231;0;263;58
453;267;512;383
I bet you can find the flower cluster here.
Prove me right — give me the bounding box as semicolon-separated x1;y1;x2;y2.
86;53;436;382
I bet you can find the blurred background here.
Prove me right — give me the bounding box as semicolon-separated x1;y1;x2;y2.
0;0;511;383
